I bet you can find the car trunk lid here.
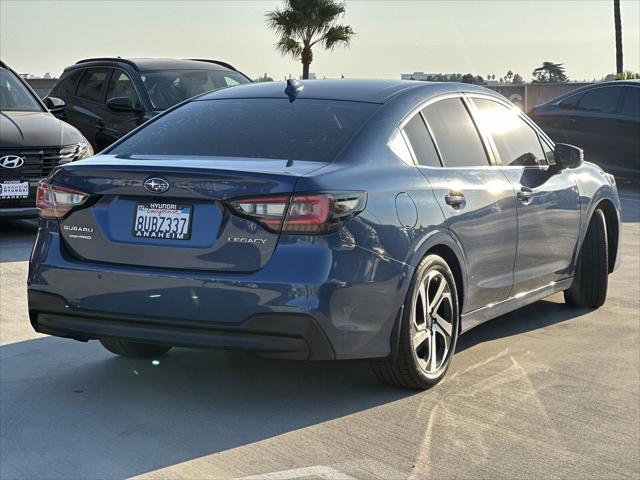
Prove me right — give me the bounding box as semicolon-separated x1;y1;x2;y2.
51;155;327;272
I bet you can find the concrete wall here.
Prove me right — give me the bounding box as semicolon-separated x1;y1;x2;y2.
24;78;56;99
486;82;592;111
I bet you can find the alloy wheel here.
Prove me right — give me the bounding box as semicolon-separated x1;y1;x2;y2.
411;269;455;375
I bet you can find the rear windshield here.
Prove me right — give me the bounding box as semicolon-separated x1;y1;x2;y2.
110;98;378;162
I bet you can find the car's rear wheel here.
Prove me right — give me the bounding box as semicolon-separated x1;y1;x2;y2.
564;209;608;308
99;338;172;358
370;254;460;390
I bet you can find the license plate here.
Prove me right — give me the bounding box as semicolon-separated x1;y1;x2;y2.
132;203;192;240
0;181;29;199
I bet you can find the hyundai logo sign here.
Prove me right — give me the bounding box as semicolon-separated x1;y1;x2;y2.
143;177;170;193
0;155;25;169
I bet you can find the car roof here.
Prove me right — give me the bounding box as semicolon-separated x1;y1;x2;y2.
68;57;240;73
197;79;493;104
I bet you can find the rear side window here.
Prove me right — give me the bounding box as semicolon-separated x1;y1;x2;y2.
621;87;640;118
110;98;377;162
473;98;546;167
402;114;441;167
422;98;489;167
50;69;83;97
577;86;623;114
76;68;109;102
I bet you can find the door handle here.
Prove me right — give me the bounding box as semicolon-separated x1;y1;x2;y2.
445;190;465;208
517;187;533;203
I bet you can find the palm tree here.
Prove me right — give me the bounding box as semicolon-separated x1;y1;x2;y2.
266;0;355;80
614;0;623;74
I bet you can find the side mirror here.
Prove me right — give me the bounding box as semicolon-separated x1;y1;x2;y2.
44;96;65;113
553;143;583;170
106;96;140;112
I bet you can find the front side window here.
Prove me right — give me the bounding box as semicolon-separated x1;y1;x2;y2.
402;114;441;167
50;69;83;98
0;68;43;112
473;98;546;167
109;98;377;162
559;93;583;110
107;71;141;110
577;86;624;114
76;68;109;102
140;69;249;110
422;98;489;168
621;87;640;118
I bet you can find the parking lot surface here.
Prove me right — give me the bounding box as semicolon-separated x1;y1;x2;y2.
1;188;639;480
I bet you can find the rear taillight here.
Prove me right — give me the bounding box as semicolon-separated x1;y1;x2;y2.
36;181;89;219
229;192;366;234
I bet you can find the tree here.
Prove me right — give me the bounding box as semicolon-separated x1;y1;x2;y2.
461;73;475;84
512;73;523;84
614;0;623;74
532;62;568;83
505;70;514;83
266;0;355;80
254;73;274;82
616;70;640;80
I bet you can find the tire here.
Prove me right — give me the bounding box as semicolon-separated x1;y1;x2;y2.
564;209;608;308
370;254;460;390
99;338;172;358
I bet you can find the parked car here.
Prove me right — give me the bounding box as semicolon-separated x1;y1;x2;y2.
0;60;92;219
28;79;620;389
46;58;251;152
529;80;639;179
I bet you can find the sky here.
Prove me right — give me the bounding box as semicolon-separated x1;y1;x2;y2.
1;0;639;81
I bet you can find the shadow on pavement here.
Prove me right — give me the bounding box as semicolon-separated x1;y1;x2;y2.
457;297;587;352
0;294;590;480
0;336;413;480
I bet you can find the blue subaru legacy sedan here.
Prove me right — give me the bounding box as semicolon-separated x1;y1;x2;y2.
28;79;621;389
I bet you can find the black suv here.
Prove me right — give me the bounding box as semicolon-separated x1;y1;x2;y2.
46;58;251;151
1;60;92;219
529;80;639;179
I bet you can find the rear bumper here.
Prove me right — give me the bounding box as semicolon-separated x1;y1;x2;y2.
0;207;38;218
29;290;334;360
28;225;412;360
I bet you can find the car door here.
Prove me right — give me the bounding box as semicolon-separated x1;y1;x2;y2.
570;86;625;171
97;69;145;149
68;67;111;149
470;95;580;296
403;95;518;314
615;86;640;177
46;68;84;124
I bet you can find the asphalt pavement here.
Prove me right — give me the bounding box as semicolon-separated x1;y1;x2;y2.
0;188;638;480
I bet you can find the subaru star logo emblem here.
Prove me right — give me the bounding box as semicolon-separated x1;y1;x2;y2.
0;155;25;169
143;177;170;193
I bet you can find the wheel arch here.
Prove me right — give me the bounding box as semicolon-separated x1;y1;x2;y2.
425;243;466;321
594;198;619;273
